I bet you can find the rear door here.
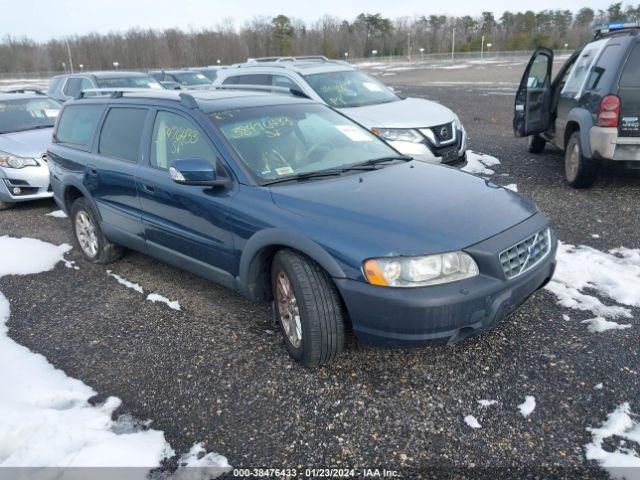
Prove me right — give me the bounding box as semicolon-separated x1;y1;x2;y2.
618;41;640;137
513;48;553;137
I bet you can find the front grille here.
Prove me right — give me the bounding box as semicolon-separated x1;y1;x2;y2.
499;228;550;279
431;122;455;143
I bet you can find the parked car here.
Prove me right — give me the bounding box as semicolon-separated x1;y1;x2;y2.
48;72;164;103
149;70;212;89
514;21;640;187
0;91;61;209
48;89;556;366
189;67;225;83
213;56;467;165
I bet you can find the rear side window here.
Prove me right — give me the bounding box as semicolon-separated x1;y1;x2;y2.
584;43;625;93
620;43;640;88
63;77;93;98
98;108;148;162
55;104;104;148
224;74;272;86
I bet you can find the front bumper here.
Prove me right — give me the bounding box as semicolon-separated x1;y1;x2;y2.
0;163;52;203
335;213;557;346
590;126;640;162
387;125;467;165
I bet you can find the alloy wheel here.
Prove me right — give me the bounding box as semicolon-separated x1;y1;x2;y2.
75;210;98;258
275;270;302;348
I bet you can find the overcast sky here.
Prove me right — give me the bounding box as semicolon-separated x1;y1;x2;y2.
1;0;616;41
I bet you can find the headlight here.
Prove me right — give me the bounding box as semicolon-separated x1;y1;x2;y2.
0;152;38;169
363;251;479;287
372;128;423;143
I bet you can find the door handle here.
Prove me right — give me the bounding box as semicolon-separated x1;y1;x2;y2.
141;183;155;193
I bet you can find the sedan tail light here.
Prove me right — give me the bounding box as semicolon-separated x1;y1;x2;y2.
597;95;620;127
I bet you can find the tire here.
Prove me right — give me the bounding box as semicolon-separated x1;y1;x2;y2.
528;134;546;154
71;197;124;264
271;249;345;366
564;131;598;188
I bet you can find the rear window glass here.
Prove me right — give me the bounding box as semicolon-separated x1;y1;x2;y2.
620;43;640;88
224;74;271;86
585;43;625;93
55;104;104;148
98;108;147;162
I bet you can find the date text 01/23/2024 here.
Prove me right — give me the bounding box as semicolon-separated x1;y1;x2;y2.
232;468;400;478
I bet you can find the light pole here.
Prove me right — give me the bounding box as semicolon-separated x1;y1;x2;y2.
344;52;349;63
216;59;221;65
451;28;455;60
65;40;74;73
79;64;84;71
481;35;485;61
61;62;66;73
371;49;378;59
112;61;119;70
419;47;424;62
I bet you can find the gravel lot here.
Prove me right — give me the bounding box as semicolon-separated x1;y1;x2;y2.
1;62;639;478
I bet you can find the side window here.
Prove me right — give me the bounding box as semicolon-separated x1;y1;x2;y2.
63;77;93;97
237;74;272;85
55;104;104;148
585;43;624;93
98;108;148;162
150;111;217;169
272;75;298;89
222;76;239;85
562;39;608;97
620;43;640;88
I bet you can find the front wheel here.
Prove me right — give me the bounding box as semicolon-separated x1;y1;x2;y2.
71;197;124;263
271;249;345;367
565;132;598;188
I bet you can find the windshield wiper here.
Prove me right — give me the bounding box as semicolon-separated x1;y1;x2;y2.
347;155;413;169
263;169;344;185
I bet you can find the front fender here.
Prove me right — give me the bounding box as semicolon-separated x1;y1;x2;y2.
566;108;595;157
236;228;347;299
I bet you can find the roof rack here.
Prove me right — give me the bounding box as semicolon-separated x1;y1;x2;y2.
75;87;157;100
211;84;310;99
246;55;329;63
3;88;45;95
593;20;640;38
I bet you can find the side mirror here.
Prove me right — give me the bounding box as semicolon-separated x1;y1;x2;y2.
169;159;229;187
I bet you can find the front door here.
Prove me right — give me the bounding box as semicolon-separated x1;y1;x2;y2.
137;109;236;276
513;48;554;137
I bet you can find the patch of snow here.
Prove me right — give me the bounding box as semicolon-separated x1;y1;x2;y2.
585;403;640;478
174;442;232;480
147;293;181;311
594;383;603;390
562;314;570;321
546;242;640;322
504;183;518;192
0;236;228;473
477;399;498;407
581;317;632;333
592;234;600;239
518;396;536;417
464;415;481;429
46;210;68;218
107;270;144;293
462;150;500;175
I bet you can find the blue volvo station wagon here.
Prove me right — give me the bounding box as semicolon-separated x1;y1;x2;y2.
48;89;557;366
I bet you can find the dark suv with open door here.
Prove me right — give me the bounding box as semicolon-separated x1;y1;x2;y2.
514;22;640;188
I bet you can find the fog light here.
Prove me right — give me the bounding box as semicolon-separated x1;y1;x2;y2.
12;187;22;195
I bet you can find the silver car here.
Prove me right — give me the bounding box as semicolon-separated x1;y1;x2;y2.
0;93;60;209
213;56;467;164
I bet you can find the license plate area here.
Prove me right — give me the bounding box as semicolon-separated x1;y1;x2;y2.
620;116;640;137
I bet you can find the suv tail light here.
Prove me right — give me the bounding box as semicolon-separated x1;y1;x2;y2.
597;95;620;127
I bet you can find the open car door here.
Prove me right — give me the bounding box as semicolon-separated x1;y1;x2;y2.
513;47;554;137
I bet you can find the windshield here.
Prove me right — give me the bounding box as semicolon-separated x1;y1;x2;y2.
96;76;163;89
0;98;61;134
172;72;211;86
210;103;398;183
196;70;219;82
304;70;399;108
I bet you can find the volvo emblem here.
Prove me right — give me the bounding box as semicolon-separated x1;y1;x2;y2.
528;246;536;257
439;126;449;139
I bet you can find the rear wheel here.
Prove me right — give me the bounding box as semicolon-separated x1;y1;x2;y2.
271;249;345;367
528;134;546;154
71;197;124;263
565;131;598;188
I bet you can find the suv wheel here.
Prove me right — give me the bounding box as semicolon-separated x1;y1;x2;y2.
71;197;124;263
271;249;345;366
565;131;598;188
528;134;546;154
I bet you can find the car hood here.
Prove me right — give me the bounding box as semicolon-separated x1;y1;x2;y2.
270;161;538;257
0;128;53;158
340;97;455;129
